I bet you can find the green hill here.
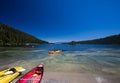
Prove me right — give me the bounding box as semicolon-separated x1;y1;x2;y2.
0;23;48;46
68;34;120;44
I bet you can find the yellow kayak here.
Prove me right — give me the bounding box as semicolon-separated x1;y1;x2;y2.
0;66;25;83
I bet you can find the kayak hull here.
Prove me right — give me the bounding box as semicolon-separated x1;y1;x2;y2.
0;72;20;83
0;66;25;83
17;64;44;83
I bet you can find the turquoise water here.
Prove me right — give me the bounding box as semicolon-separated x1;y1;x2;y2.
0;44;120;75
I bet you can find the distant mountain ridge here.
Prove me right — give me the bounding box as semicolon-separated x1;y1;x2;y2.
0;23;48;46
68;34;120;44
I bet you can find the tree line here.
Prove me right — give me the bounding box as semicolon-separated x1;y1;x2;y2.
0;23;48;46
68;34;120;44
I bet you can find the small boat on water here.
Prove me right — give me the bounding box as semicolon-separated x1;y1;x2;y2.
48;50;62;55
0;66;25;83
16;64;44;83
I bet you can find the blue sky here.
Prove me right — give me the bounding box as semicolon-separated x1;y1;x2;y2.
0;0;120;42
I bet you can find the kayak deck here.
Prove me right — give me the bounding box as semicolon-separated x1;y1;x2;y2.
17;64;44;83
0;66;25;83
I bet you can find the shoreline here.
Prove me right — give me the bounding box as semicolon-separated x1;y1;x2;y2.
11;71;120;83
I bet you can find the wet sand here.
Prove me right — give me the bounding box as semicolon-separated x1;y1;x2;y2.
41;72;120;83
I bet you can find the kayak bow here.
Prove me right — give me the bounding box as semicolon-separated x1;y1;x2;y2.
16;64;44;83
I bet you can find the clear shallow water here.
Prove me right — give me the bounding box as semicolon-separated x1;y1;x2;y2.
0;44;120;75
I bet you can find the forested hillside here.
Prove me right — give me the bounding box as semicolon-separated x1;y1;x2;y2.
0;23;48;46
68;34;120;44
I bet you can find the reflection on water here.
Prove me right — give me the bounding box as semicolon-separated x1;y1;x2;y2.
0;44;120;75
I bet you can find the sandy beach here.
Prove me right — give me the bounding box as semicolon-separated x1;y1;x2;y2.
10;71;120;83
41;72;120;83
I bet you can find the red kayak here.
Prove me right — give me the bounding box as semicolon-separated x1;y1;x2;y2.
16;64;44;83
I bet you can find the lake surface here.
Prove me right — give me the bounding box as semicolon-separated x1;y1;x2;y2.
0;44;120;76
